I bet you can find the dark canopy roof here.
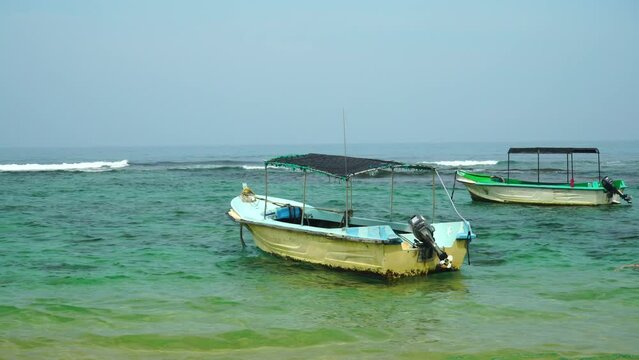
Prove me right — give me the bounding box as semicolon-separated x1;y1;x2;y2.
508;147;599;155
266;153;432;179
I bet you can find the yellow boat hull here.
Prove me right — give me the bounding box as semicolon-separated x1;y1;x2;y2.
242;220;468;278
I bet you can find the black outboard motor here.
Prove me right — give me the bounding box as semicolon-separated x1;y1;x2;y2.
408;215;451;267
601;176;632;203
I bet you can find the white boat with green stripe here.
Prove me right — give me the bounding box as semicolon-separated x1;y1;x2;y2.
455;147;631;206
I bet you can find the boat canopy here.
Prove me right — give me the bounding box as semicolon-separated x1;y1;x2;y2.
506;147;601;182
266;153;433;179
508;147;599;154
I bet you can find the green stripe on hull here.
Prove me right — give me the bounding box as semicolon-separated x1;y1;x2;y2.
456;170;626;191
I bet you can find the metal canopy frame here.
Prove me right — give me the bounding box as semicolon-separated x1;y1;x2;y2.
262;153;437;227
506;147;601;183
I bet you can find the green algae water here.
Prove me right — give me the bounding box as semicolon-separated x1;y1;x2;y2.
1;142;638;359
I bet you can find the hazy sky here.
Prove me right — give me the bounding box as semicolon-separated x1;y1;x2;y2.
1;0;637;147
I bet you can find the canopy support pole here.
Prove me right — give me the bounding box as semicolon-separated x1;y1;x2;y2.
537;149;540;183
432;170;436;222
597;152;601;182
343;110;349;229
264;164;268;219
350;178;353;214
389;168;394;222
344;178;349;228
566;154;570;183
301;171;307;225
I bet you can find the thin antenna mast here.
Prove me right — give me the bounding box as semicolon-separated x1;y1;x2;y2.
343;108;347;170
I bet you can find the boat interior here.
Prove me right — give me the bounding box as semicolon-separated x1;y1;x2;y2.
269;204;413;234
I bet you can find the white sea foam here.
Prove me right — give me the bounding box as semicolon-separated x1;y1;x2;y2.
0;160;129;172
242;165;289;170
242;165;265;170
170;164;262;170
426;160;499;167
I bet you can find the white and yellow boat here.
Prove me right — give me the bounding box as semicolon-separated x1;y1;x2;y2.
228;153;475;278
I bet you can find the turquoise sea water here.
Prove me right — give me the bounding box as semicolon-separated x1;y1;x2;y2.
1;142;638;359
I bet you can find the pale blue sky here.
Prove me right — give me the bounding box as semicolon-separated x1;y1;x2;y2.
1;0;637;147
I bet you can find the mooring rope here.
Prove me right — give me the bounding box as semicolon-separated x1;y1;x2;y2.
435;168;473;265
435;169;468;224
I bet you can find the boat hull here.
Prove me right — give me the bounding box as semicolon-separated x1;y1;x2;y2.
463;182;618;205
243;221;468;278
456;171;624;205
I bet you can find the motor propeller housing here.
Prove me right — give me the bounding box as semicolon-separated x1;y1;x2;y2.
601;176;632;203
408;215;450;265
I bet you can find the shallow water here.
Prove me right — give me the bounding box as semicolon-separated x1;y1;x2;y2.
1;142;638;359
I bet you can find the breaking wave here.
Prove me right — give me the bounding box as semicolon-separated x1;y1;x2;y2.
425;160;499;167
135;161;266;171
0;160;129;172
243;165;265;170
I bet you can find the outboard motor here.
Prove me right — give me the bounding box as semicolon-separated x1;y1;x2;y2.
601;176;632;203
408;215;452;268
